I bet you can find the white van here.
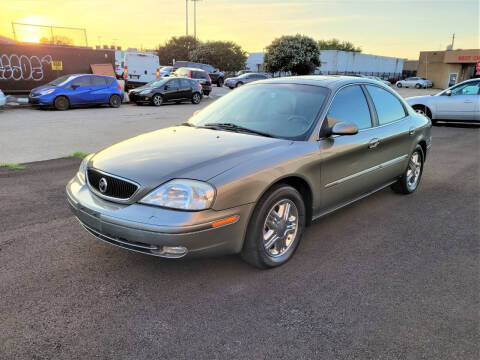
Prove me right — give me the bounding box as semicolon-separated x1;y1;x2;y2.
114;50;125;79
123;52;160;90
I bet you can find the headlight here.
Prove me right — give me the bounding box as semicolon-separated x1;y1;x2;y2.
78;154;93;183
40;89;55;95
140;89;151;95
140;179;215;211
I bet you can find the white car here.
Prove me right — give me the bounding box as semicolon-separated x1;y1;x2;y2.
406;78;480;123
396;77;433;89
0;90;6;107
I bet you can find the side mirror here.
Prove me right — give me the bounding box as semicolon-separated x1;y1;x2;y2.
71;84;79;90
330;121;358;136
164;85;169;90
445;90;452;96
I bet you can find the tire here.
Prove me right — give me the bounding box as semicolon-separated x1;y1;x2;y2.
191;92;201;104
412;105;436;125
396;82;402;88
236;82;244;88
241;184;306;269
151;94;163;106
415;83;421;89
217;78;224;87
109;94;121;108
391;145;424;195
54;96;69;111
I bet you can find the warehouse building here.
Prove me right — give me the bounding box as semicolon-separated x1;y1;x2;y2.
417;49;480;89
246;50;405;80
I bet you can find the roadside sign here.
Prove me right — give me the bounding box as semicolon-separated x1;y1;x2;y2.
51;61;63;71
476;61;480;73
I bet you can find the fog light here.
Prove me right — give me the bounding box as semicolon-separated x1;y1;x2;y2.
151;246;188;258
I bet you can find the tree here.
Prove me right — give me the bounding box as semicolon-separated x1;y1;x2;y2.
317;38;361;52
157;35;199;66
189;41;247;71
263;34;320;75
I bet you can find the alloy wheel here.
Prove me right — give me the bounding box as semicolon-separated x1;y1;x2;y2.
406;151;422;191
193;93;201;104
263;199;299;257
153;95;163;106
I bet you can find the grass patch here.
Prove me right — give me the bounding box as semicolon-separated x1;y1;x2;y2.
0;162;25;170
63;152;89;159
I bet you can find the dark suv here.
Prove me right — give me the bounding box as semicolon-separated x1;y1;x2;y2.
172;67;213;96
173;61;225;87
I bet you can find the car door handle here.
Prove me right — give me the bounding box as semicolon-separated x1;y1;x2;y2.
368;138;380;149
409;127;415;136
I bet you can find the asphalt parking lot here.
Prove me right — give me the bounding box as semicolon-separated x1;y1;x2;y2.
1;85;435;164
1;124;478;359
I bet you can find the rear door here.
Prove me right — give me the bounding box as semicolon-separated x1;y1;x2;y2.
89;76;109;103
364;84;412;183
179;78;193;99
436;80;480;120
65;76;93;105
318;84;381;211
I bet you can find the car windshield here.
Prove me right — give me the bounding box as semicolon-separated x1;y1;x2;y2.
188;83;328;140
48;75;76;86
145;79;168;87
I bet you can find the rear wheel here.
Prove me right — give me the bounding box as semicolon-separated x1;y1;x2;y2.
391;145;424;194
54;96;69;111
192;92;202;104
109;94;121;108
152;94;163;106
241;184;305;268
217;78;224;87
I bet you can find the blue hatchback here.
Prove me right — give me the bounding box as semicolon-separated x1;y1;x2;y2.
29;74;124;110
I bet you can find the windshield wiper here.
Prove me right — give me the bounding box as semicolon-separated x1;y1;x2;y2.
203;123;274;138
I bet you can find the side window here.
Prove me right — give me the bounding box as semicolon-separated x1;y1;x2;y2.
180;79;191;88
168;79;180;89
69;76;91;88
91;76;107;86
326;85;372;130
451;81;480;96
365;85;406;125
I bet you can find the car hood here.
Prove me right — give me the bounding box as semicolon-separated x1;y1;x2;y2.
31;84;56;93
90;126;289;188
405;95;433;104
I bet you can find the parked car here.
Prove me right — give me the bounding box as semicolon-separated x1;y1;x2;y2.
224;73;269;89
172;67;212;96
159;66;173;77
66;76;431;268
29;74;123;110
0;89;6;108
173;61;225;87
236;70;252;76
129;77;203;106
406;78;480;123
123;52;161;90
396;77;433;89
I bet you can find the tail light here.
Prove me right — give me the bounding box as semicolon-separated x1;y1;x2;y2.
116;81;122;90
207;74;212;83
197;83;202;90
189;71;192;78
156;68;160;79
123;66;128;79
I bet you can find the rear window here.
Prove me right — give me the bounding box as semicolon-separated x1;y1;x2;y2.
366;85;406;125
91;76;107;86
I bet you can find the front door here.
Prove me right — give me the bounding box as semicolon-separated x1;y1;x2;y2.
163;79;181;101
318;84;382;212
65;76;93;105
436;80;480;120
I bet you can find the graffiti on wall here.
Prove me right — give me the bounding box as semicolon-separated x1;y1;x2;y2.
0;54;53;81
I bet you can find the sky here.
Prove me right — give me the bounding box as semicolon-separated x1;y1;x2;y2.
1;0;479;59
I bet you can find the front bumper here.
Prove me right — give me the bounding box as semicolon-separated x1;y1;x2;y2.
129;92;151;103
28;95;54;106
66;175;254;258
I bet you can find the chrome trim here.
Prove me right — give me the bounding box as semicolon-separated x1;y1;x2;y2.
86;168;141;204
325;154;408;188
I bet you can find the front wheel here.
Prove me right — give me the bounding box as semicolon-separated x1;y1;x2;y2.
391;145;424;194
241;184;305;268
415;83;421;89
109;94;121;108
396;82;403;88
151;94;163;106
236;82;243;88
54;96;69;111
191;92;201;104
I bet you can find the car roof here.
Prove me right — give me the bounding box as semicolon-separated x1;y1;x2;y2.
68;74;114;79
259;75;388;90
176;67;206;72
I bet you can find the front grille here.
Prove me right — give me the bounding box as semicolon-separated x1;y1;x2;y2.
87;169;138;199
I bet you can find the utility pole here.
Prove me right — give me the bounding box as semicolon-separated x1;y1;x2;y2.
186;0;189;36
451;33;455;49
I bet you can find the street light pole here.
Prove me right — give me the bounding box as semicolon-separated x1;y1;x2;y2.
186;0;189;36
191;0;201;39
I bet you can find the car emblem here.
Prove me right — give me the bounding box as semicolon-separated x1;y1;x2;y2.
98;177;108;193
